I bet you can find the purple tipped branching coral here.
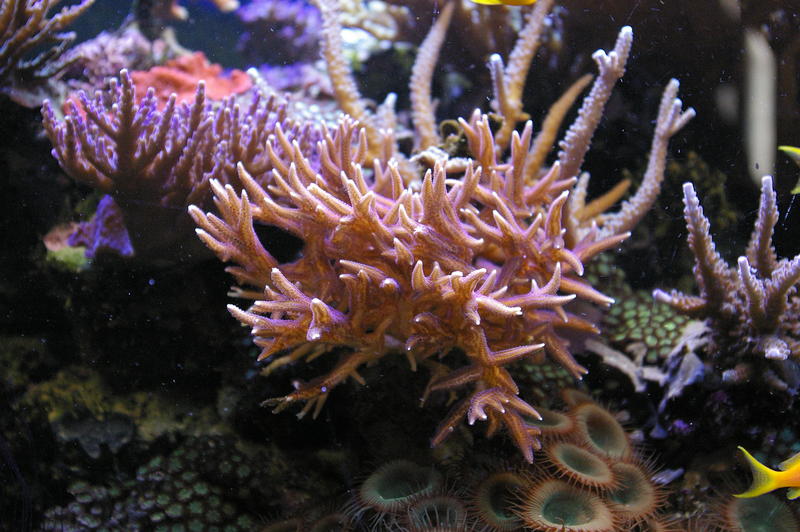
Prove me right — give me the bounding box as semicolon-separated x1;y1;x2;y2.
187;5;694;460
42;70;317;259
190;69;692;461
655;176;800;380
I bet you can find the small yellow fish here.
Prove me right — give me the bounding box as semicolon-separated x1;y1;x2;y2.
778;145;800;194
470;0;537;6
735;446;800;499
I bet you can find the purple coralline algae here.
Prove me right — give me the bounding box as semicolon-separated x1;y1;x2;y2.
68;195;134;259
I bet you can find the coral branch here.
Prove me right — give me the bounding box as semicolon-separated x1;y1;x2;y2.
490;0;555;149
409;1;454;151
0;0;94;105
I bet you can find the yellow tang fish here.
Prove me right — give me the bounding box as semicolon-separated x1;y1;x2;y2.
735;446;800;500
470;0;537;6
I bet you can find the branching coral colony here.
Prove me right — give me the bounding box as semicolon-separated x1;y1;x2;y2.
655;176;800;387
42;71;320;259
190;0;694;461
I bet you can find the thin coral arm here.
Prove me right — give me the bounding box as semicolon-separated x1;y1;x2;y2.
431;398;471;447
599;80;695;239
680;182;731;312
491;0;555;149
315;0;377;144
577;178;632;223
524;74;593;185
410;1;454;150
746;175;780;278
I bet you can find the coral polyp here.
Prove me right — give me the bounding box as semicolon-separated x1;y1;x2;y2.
524;406;576;440
516;479;617;532
607;462;663;525
405;494;469;531
545;441;616;489
469;471;526;531
572;403;632;460
707;494;800;532
350;459;443;526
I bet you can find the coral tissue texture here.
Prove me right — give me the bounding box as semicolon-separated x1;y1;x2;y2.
191;112;636;462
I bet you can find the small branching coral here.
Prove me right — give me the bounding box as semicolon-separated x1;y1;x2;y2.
42;69;317;259
0;0;95;106
654;176;800;378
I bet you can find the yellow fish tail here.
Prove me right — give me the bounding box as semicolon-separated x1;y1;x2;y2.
734;446;782;498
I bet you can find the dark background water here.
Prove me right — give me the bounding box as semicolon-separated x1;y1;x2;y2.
70;0;245;65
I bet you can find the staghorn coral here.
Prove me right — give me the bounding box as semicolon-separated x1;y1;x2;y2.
0;0;95;106
654;175;800;371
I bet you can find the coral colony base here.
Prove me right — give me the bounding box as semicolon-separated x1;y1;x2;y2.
8;0;800;529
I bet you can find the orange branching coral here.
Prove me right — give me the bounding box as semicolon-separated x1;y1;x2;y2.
191;112;637;462
188;16;695;461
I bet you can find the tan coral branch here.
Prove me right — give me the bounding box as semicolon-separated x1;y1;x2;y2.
409;1;454;151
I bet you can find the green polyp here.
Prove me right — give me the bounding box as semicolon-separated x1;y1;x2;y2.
557;444;607;479
541;491;594;525
360;460;442;513
477;473;524;529
733;496;799;532
575;404;630;460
